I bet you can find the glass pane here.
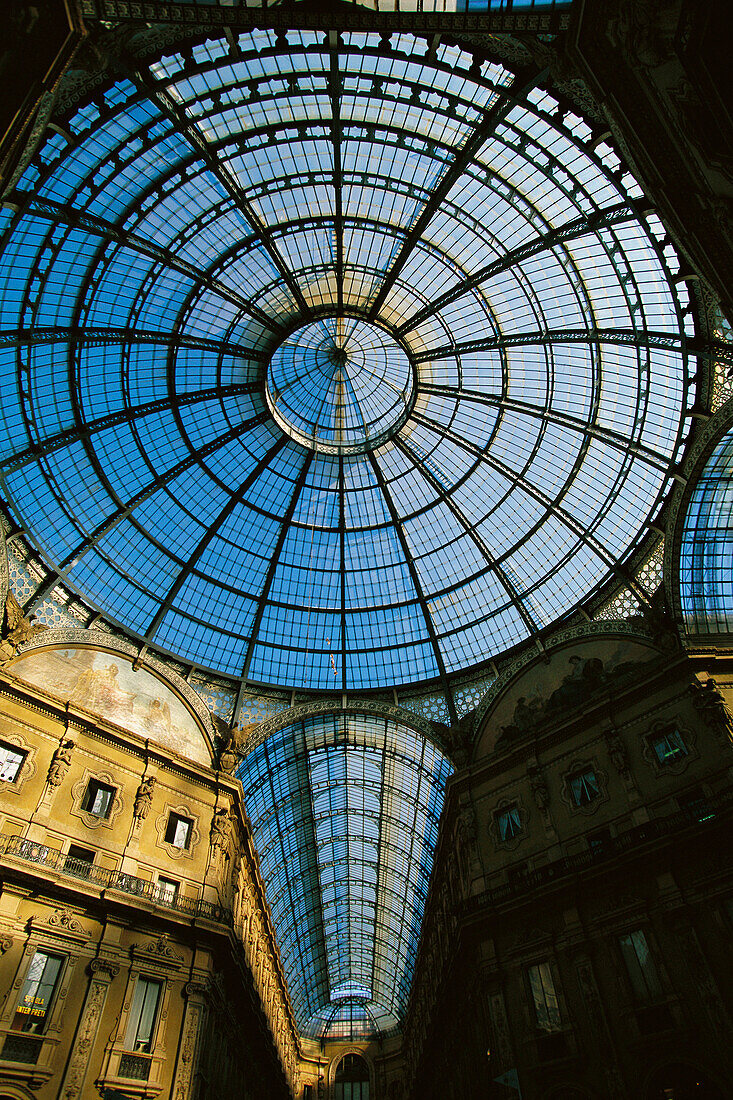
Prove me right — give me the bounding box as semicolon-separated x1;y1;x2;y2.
619;931;663;1003
0;745;24;781
0;31;693;691
528;963;561;1031
127;977;162;1052
15;952;63;1033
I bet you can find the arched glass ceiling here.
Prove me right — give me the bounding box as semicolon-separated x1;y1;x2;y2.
236;712;452;1041
679;426;733;634
0;29;695;692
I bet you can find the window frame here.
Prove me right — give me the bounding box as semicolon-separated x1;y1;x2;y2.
526;961;563;1034
11;949;65;1035
618;929;664;1005
82;778;117;819
643;723;696;776
0;739;27;783
164;812;193;850
650;728;688;766
562;762;607;814
124;974;163;1054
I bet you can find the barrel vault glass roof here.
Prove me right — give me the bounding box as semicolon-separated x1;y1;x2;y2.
680;426;733;635
236;712;452;1041
0;29;697;695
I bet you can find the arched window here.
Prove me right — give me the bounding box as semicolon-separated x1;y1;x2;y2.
334;1053;370;1100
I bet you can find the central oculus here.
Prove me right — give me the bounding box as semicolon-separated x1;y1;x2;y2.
265;317;415;454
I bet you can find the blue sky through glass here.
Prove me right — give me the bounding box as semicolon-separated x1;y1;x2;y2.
236;712;452;1040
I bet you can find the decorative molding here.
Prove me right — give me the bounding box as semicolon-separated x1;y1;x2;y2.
472;622;659;738
69;768;124;831
173;1002;204;1100
154;803;200;861
47;908;84;933
0;729;37;795
240;699;441;756
6;627;216;746
184;979;211;999
60;977;110;1100
143;935;184;965
89;957;120;979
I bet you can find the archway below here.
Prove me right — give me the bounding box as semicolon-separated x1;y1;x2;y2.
646;1062;726;1100
334;1053;370;1100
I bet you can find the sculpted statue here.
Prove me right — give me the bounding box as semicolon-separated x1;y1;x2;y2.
47;739;74;787
456;806;479;894
210;808;232;851
689;678;733;736
133;776;156;821
607;733;629;777
528;766;549;811
0;591;47;660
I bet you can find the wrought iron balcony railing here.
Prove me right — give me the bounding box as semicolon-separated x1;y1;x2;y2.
461;788;733;916
0;834;232;925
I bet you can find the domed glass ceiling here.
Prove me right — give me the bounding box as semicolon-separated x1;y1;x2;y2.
266;317;415;453
0;29;694;692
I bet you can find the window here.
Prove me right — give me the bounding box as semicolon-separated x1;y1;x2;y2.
125;976;162;1053
651;729;688;766
678;787;715;823
64;844;95;877
567;768;600;808
334;1053;370;1100
0;740;26;782
11;951;64;1034
82;779;116;818
157;876;179;905
527;962;562;1032
587;827;612;857
164;813;193;849
496;805;523;842
619;930;663;1003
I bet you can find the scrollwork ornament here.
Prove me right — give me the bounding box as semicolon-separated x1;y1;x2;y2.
90;957;119;979
184;979;210;999
48;907;84;933
144;933;183;962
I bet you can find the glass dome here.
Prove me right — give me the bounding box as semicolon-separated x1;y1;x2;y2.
0;29;694;692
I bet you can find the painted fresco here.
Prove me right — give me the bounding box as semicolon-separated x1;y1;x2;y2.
477;636;662;756
9;647;211;765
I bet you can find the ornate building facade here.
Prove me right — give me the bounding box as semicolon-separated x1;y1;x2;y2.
0;1;732;1098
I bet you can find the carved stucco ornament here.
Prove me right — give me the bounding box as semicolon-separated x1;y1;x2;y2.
48;908;86;934
144;934;183;963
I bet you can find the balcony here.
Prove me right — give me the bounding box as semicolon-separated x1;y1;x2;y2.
462;788;733;916
0;834;232;925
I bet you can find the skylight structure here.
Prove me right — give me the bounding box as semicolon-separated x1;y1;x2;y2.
679;427;733;634
0;30;695;695
236;712;452;1041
